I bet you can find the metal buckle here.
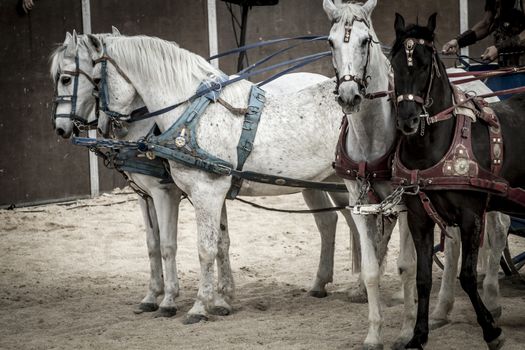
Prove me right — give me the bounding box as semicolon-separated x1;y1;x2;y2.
213;164;232;176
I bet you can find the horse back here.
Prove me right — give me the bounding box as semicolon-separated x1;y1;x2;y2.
492;92;525;188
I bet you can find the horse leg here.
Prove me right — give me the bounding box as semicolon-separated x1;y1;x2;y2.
430;226;461;329
328;191;367;302
482;212;510;320
457;212;505;349
353;212;386;349
303;189;338;298
135;196;163;313
392;212;417;350
405;212;434;350
184;186;229;324
214;201;235;313
151;186;182;318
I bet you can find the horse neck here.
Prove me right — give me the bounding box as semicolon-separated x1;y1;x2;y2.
108;41;222;131
121;96;155;141
345;44;395;162
401;60;456;168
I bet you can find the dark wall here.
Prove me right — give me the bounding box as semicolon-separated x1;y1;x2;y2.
0;0;89;207
1;0;482;206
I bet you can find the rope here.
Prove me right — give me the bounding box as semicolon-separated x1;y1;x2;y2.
235;197;348;214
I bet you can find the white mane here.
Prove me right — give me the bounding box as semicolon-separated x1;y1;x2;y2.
102;35;251;102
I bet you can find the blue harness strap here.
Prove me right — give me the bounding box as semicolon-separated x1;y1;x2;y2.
228;85;266;199
144;75;234;172
72;126;173;183
115;149;172;183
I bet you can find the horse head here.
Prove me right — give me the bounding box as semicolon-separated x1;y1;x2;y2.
84;33;142;138
51;30;99;138
323;0;378;114
390;12;440;135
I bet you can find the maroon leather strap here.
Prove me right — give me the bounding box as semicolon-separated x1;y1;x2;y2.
334;117;395;182
419;191;450;251
396;94;425;105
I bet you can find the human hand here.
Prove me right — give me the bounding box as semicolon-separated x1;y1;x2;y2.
442;39;459;55
481;46;498;62
23;0;34;13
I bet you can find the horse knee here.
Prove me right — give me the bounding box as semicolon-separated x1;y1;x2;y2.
161;243;176;260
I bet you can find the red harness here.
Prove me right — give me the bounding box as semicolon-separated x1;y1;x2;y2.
392;87;525;248
333;116;396;203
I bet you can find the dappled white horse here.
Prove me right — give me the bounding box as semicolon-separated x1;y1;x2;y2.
54;31;364;323
323;1;416;348
52;30;183;317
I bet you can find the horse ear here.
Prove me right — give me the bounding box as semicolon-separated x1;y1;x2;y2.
65;30;77;57
111;26;121;35
427;12;437;33
64;32;72;46
323;0;339;21
362;0;377;17
84;34;103;59
394;13;406;37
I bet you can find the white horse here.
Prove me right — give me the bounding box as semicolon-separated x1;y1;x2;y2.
323;1;416;348
54;31;365;323
52;30;183;317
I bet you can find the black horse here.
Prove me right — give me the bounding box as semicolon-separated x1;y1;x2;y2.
390;13;525;350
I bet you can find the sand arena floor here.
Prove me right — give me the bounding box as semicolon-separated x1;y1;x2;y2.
1;189;524;349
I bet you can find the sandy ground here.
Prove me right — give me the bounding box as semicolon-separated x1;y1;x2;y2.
1;189;525;350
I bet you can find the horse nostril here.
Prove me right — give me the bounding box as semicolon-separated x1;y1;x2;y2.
56;128;65;136
97;127;103;136
353;95;362;106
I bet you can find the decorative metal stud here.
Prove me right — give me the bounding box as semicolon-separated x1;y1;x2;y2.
275;179;286;185
146;151;156;160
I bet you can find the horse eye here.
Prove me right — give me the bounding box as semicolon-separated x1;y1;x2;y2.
61;76;72;86
94;78;101;86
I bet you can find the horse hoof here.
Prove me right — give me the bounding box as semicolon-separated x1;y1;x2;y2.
210;306;231;316
134;302;159;314
391;337;410;350
182;314;208;325
404;339;424;350
154;307;177;318
429;317;449;330
362;343;383;350
308;290;328;298
490;306;502;319
487;332;505;350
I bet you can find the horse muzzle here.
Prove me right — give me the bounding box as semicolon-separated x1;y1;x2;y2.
397;115;420;135
337;82;363;114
